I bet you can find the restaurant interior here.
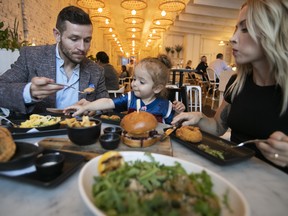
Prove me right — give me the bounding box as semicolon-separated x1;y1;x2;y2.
0;1;287;216
0;0;242;71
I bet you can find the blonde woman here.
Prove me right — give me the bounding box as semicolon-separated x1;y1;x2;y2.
172;0;288;173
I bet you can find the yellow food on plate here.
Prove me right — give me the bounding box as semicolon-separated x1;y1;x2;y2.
176;125;202;143
19;114;61;128
98;151;124;176
0;127;16;162
60;116;96;128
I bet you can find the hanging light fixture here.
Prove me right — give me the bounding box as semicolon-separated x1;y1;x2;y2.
159;0;186;12
124;16;144;24
89;8;111;23
218;41;225;46
120;0;147;10
77;0;105;9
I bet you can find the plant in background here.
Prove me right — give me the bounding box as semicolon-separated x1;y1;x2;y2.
170;48;175;57
175;44;183;58
165;46;171;55
0;19;28;51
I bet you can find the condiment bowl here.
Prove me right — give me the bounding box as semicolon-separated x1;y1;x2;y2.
67;119;102;145
103;126;122;135
99;133;121;150
35;152;65;177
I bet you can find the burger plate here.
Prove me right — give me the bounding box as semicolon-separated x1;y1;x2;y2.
79;151;250;216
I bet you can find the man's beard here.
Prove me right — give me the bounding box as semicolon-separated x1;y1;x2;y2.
59;41;84;65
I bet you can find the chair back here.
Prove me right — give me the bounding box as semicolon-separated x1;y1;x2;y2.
206;67;217;82
184;85;202;112
108;86;125;98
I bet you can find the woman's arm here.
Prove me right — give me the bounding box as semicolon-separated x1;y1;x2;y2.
171;99;230;136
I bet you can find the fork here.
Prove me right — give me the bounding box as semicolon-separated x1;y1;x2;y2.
0;116;18;127
49;83;85;94
232;139;268;148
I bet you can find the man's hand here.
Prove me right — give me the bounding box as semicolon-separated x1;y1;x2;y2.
30;77;63;100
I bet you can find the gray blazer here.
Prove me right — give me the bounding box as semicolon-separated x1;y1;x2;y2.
0;44;109;114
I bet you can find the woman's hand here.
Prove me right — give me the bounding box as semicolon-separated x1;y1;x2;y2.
172;101;185;113
256;131;288;167
171;112;203;126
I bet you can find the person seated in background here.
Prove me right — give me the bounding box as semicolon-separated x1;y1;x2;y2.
185;60;192;69
126;59;134;77
64;54;185;125
195;55;208;81
172;0;288;174
119;65;130;78
209;53;231;81
96;51;119;90
0;6;109;115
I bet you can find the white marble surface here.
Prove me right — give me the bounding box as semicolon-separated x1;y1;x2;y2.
0;123;288;216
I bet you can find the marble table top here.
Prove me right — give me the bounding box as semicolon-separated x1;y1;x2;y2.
0;123;287;216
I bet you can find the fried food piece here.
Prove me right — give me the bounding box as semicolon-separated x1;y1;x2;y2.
176;125;202;143
0;127;16;162
61;116;95;128
83;87;95;93
100;114;120;121
98;151;124;176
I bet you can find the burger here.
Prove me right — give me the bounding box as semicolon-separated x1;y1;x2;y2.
120;111;159;148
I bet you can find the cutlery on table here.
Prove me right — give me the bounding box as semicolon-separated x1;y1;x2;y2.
232;139;268;148
160;120;185;141
0;116;18;127
49;83;85;94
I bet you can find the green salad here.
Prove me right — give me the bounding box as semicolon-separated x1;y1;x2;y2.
92;154;221;216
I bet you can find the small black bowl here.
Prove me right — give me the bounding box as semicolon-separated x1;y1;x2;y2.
99;133;121;150
67;119;102;145
103;126;123;135
35;153;65;178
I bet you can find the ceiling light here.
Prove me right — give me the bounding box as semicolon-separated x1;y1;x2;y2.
77;0;105;9
98;8;103;13
159;0;186;12
131;10;136;15
121;0;147;10
123;16;144;24
161;10;166;16
218;41;225;46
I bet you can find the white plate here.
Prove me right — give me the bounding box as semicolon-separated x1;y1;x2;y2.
79;151;250;216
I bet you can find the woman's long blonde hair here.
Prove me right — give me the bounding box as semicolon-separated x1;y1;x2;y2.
229;0;288;115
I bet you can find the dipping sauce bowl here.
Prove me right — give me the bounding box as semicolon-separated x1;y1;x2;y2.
35;153;65;178
103;126;123;135
99;133;121;150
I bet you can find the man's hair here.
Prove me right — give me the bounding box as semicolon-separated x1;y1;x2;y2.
216;53;223;59
56;6;92;33
96;51;109;63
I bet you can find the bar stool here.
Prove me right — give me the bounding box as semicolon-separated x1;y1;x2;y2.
108;86;125;98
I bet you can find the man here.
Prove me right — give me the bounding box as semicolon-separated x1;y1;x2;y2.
0;6;109;115
96;51;119;90
208;53;231;80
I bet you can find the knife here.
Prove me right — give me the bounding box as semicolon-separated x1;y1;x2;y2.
159;120;184;141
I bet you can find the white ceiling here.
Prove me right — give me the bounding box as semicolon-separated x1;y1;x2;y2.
76;0;245;55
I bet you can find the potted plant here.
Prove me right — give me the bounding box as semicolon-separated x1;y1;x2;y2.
175;44;183;58
165;46;171;55
170;48;175;57
0;19;27;75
